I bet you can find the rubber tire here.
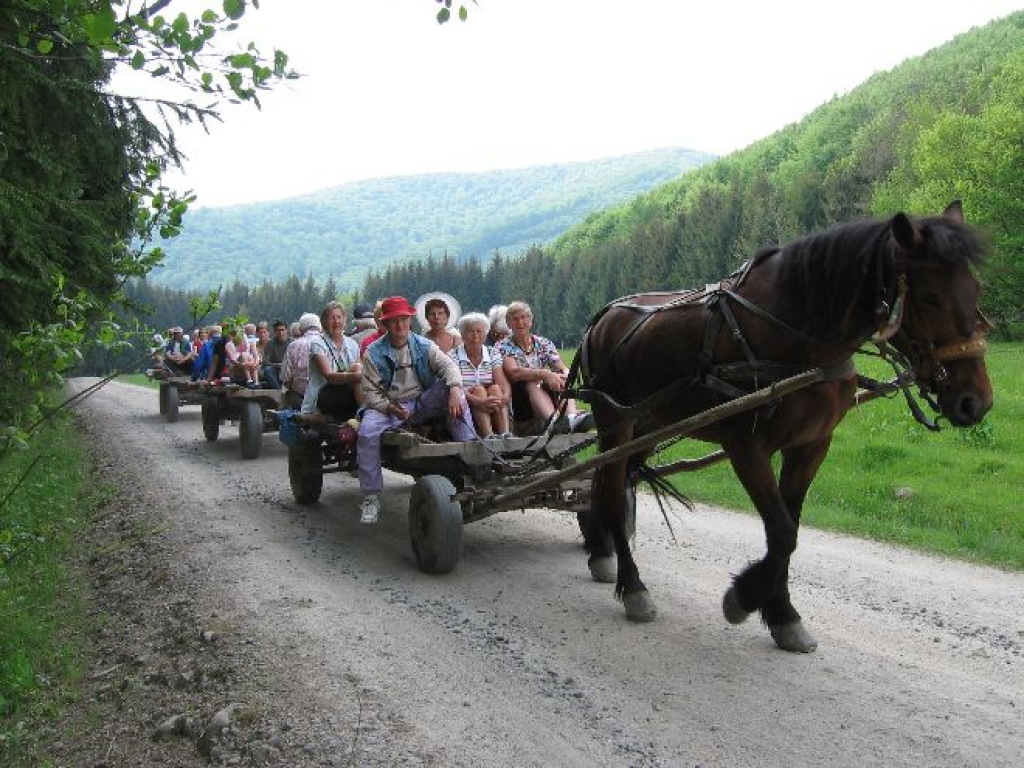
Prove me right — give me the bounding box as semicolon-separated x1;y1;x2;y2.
409;475;463;574
578;484;637;549
201;397;220;442
158;383;169;416
164;384;179;423
239;400;263;460
289;434;323;504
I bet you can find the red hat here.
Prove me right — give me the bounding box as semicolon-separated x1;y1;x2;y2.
379;296;417;321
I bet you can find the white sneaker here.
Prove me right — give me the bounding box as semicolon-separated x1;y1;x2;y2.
360;495;380;524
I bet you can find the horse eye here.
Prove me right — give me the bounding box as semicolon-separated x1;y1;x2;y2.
921;293;942;308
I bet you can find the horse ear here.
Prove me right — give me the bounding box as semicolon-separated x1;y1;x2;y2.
891;213;922;252
942;199;965;224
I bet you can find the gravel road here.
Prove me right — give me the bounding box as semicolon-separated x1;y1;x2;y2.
58;378;1022;767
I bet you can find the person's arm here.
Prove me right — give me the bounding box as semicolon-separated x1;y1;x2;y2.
503;353;560;387
360;355;400;416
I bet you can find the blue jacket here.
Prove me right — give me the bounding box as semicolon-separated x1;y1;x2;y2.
366;333;434;395
192;337;218;380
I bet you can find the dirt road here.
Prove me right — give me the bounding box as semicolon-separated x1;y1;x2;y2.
60;379;1022;767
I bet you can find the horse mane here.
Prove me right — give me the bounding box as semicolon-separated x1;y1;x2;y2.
775;214;987;341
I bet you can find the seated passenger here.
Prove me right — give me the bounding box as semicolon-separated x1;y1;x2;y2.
348;302;377;341
303;301;362;421
487;304;509;347
162;326;195;375
358;300;386;355
229;327;260;387
496;301;593;434
357;296;477;524
193;325;220;381
260;319;290;389
281;313;321;409
207;324;234;383
192;327;208;356
422;297;461;354
451;312;511;439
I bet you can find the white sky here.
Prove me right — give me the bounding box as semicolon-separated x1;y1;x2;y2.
133;0;1022;208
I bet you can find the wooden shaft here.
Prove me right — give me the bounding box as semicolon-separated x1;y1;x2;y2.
488;368;825;507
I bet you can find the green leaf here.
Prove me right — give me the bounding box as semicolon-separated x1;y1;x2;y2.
436;7;451;24
459;6;468;21
36;38;54;54
130;50;145;70
81;7;118;43
228;52;255;68
201;9;218;23
223;0;246;21
172;12;189;34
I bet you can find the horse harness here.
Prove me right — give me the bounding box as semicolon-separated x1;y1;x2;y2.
571;252;854;427
571;245;990;431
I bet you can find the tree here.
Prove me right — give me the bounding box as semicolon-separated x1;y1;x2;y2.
1;0;293;437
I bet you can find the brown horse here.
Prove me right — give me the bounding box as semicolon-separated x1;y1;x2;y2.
576;201;992;652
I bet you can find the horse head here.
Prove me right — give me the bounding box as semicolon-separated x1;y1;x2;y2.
884;201;993;427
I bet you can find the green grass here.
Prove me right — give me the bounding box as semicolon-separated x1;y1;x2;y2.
568;343;1023;570
0;418;107;750
117;372;160;390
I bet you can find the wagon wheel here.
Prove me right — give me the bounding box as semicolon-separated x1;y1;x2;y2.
164;384;180;423
239;400;263;460
289;433;323;504
408;475;463;574
577;484;636;549
158;383;169;416
201;396;220;442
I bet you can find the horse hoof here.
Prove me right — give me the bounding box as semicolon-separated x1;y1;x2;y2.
623;590;657;622
588;556;616;583
770;621;818;653
722;586;751;625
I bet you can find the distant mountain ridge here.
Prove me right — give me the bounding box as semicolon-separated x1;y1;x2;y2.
150;147;715;290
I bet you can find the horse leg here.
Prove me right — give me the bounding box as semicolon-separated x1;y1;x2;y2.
586;419;655;621
720;443;811;649
595;459;656;622
758;437;833;652
581;420;631;582
581;464;616;583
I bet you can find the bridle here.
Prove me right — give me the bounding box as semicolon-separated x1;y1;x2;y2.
868;253;991;428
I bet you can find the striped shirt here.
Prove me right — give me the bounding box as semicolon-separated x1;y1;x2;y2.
450;344;502;387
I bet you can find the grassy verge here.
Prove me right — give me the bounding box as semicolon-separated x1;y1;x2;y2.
0;417;108;752
567;343;1023;570
117;372;160;390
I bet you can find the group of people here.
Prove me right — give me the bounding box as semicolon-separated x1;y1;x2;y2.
155;321;292;390
155;293;593;526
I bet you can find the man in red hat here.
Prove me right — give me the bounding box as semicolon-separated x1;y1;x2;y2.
356;296;478;524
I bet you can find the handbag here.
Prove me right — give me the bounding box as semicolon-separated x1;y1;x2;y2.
316;383;358;420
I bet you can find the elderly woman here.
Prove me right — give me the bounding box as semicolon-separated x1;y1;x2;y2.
487;304;509;346
303;301;361;420
495;301;593;433
422;297;462;354
451;312;512;439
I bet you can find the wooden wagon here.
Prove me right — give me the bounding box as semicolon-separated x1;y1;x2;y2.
169;381;287;460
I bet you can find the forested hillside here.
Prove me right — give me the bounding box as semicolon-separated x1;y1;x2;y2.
362;12;1022;344
147;148;713;290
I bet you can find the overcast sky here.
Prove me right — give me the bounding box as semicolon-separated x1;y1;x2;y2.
138;0;1021;208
